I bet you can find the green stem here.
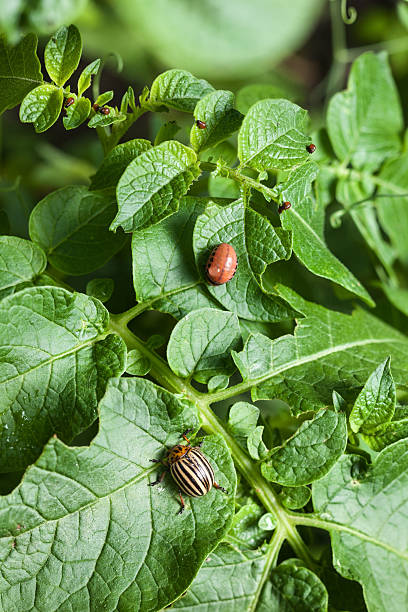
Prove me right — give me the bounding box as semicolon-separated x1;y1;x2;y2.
108;315;315;568
199;161;280;205
248;526;285;612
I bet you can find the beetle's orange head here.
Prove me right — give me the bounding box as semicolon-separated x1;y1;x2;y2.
167;444;190;464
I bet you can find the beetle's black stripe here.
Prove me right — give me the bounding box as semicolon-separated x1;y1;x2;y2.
170;448;215;498
171;462;206;497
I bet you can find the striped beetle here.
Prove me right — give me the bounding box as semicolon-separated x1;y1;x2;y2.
148;429;227;514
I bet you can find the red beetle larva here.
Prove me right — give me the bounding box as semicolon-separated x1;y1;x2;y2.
206;243;237;285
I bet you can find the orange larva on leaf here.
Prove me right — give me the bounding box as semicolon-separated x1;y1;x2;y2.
278;201;291;214
64;97;75;108
306;143;316;154
206;243;237;285
196;119;206;129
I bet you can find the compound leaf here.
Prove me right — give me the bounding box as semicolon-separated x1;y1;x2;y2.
112;141;201;232
238;99;311;171
193;199;294;322
167;308;241;382
44;24;82;86
0;377;235;611
0;286;126;471
29;185;126;275
0;236;46;300
0;33;42;115
150;68;214;112
313;441;408;612
261;409;347;485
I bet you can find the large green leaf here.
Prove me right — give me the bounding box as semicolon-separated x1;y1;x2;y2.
167;308;241;382
19;83;63;132
193;199;294;322
327;52;403;171
29;185;126;275
0;236;46;300
349;357;396;434
190;90;243;152
172;542;269;610
120;0;325;80
232;286;408;414
132;196;219;319
376;153;408;263
0;286;126;471
0;377;236;611
0;33;42;115
261;409;347;485
150;68;214;111
44;24;82;86
90;139;152;191
278;162;373;306
112;140;201;232
313;441;408;612
258;562;328;611
238;99;310;171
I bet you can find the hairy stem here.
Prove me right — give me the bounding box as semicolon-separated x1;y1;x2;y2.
108;314;315;568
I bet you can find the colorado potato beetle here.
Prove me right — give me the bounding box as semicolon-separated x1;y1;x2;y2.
206;243;237;285
306;143;316;154
149;429;227;514
196;119;207;129
278;201;291;214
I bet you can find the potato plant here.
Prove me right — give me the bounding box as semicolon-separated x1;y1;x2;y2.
0;20;408;612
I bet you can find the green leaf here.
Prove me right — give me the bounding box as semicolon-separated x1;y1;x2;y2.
327;52;402;171
349;357;396;434
193;199;294;322
29;185;126;275
0;286;126;471
86;278;114;303
77;58;101;96
154;120;180;146
0;377;235;610
232;286;408;413
88;108;127;128
112;140;201;233
172;542;270;610
278;162;374;306
258;563;328;611
190;90;243;152
258;512;277;531
279;485;311;510
207;374;229;392
376;153;408;263
44;24;82;86
228;401;260;449
95;90;114;106
236;83;297;114
0;236;46;300
62;95;90;129
125;348;151;376
247;425;268;460
150;68;214;112
19;83;63;132
230;502;268;548
380;283;408;317
0;33;43;115
167;308;241;382
90;139;152;191
362;419;408;451
238;99;310;171
261;409;347;485
313;441;408;612
132;196;218;319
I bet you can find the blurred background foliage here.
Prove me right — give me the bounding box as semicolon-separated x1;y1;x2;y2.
0;0;407;330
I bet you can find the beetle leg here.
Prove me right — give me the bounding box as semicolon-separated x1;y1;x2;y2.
182;428;193;443
177;490;186;514
148;471;166;487
214;482;228;494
